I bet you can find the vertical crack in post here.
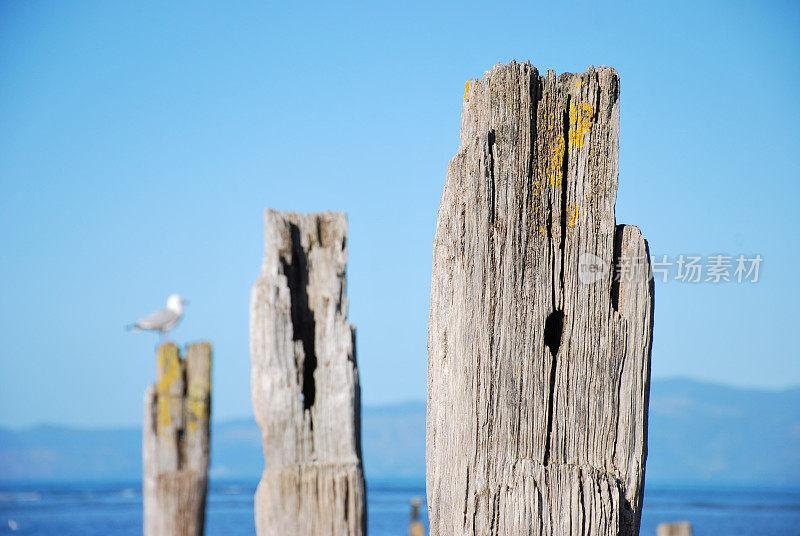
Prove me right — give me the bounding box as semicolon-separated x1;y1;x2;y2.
611;225;623;312
281;224;318;415
544;93;571;467
559;94;570;296
462;467;470;527
487;129;497;225
343;478;350;523
578;469;586;535
543;310;564;466
350;326;363;461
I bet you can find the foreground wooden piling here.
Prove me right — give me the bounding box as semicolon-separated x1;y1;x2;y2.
144;342;212;536
250;210;366;536
427;62;654;536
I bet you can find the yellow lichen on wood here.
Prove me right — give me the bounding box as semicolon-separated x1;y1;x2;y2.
185;397;206;433
568;205;579;227
533;178;542;197
184;342;212;434
156;345;181;430
550;134;565;186
464;81;470;99
186;377;209;433
569;102;594;147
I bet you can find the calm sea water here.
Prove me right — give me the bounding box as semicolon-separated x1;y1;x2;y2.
0;480;798;535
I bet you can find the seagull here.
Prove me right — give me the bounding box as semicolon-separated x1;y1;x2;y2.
127;294;187;341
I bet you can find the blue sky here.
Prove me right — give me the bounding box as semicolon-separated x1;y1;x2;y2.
1;1;798;427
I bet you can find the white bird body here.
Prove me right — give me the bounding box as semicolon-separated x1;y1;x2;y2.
128;294;186;339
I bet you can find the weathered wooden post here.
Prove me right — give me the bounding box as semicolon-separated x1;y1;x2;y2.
250;209;366;536
427;62;654;536
656;522;693;536
144;342;212;536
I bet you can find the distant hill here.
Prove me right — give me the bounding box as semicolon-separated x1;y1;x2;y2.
646;378;800;484
0;379;797;485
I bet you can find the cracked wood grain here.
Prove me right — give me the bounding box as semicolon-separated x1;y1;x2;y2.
250;209;366;536
427;61;654;536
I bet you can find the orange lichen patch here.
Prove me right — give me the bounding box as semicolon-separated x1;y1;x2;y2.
550;134;565;186
540;226;547;237
568;205;579;227
569;102;594;147
464;81;470;99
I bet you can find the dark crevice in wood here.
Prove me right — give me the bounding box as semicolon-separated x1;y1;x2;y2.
544;310;564;357
148;391;158;434
351;327;363;461
315;217;324;247
484;126;498;471
521;73;541;292
487;129;497;225
619;496;636;534
490;489;500;533
536;483;545;536
543;93;571;467
176;428;185;469
578;469;586;536
282;223;318;417
559;95;570;299
463;468;470;527
543;309;564;466
611;225;623;312
177;363;188;469
343;478;349;523
546;199;555;309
